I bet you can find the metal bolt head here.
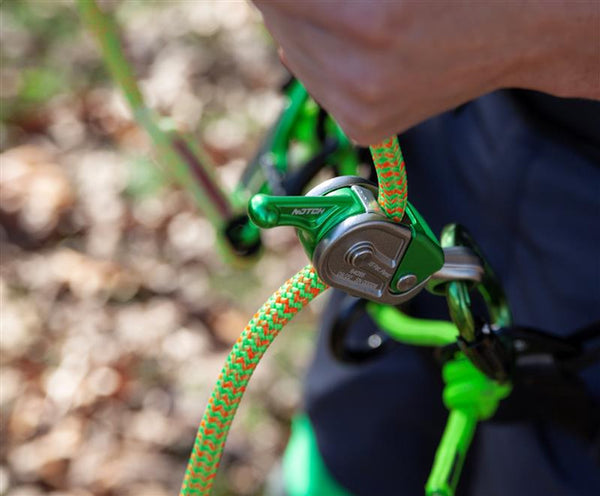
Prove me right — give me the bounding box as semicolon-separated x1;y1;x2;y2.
345;242;374;266
396;274;417;292
367;334;383;349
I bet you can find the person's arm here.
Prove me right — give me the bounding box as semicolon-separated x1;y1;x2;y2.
253;0;600;146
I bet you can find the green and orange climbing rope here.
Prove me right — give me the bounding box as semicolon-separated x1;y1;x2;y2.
179;137;407;496
369;136;407;223
179;266;328;494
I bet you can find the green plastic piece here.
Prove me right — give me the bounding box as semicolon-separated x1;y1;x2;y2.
366;303;458;346
283;415;354;496
426;409;477;496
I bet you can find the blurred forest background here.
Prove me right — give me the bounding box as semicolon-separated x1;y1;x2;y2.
1;1;326;495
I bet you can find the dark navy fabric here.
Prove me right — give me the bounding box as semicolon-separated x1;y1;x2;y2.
304;91;600;496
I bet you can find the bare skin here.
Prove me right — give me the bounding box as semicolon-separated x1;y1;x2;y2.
253;0;600;145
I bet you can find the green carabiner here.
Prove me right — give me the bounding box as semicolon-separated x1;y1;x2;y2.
428;224;512;342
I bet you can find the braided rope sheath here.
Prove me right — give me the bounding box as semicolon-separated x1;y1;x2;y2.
370;136;407;222
180;265;327;495
180;136;407;495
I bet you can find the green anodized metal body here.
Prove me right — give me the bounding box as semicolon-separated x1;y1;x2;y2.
390;203;446;294
248;188;363;256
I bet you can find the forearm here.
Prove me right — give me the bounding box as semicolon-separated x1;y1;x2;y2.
505;1;600;100
253;0;600;145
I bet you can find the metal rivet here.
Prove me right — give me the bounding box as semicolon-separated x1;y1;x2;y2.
345;242;374;266
396;274;417;292
367;334;383;348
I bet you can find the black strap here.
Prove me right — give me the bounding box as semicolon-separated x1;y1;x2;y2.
563;320;600;372
492;320;600;444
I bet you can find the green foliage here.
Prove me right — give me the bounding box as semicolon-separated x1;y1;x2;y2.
18;67;66;104
1;0;106;119
124;156;169;200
